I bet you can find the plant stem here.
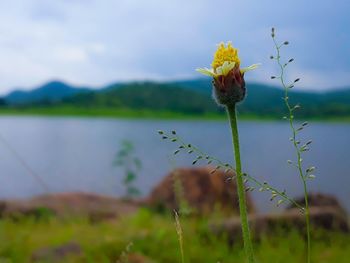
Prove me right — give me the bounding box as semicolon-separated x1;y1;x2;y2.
227;103;255;263
174;210;185;263
303;180;311;263
273;36;311;263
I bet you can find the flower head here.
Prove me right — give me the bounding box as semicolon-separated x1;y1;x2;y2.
212;42;240;71
197;41;259;78
196;41;260;105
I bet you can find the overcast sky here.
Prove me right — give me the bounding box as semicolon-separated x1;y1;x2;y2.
0;0;349;94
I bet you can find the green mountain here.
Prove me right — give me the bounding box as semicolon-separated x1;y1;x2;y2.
5;81;90;105
61;82;219;114
169;78;214;94
3;79;350;119
168;79;350;118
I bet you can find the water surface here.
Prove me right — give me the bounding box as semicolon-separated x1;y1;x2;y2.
0;116;349;213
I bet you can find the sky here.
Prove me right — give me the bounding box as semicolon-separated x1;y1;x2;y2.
0;0;349;94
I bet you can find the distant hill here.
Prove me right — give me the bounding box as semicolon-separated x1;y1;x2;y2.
62;82;219;114
168;79;350;118
5;80;91;105
169;78;214;94
2;79;350;119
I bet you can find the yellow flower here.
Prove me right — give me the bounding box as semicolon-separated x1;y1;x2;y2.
196;41;260;78
212;42;240;70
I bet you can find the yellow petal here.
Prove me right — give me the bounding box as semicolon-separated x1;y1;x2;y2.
240;63;261;74
217;61;236;76
196;68;217;77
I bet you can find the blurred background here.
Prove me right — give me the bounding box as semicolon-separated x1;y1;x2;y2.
0;1;349;262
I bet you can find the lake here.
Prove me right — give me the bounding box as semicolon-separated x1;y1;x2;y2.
0;116;349;213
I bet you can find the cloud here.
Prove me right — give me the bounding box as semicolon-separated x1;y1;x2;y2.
0;0;349;94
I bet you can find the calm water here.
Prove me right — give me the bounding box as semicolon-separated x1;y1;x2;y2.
0;116;349;213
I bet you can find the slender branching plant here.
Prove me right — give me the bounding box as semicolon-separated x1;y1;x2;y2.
270;27;315;263
158;130;302;209
113;140;142;199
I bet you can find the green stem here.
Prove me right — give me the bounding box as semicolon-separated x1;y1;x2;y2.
303;181;311;263
227;103;255;263
273;36;311;263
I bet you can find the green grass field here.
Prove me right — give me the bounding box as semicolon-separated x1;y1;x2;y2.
0;209;348;263
0;106;225;120
0;106;350;122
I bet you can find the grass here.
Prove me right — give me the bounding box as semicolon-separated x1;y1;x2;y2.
0;106;225;120
0;106;350;122
0;209;348;263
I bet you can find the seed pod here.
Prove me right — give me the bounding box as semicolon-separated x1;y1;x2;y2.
270;193;278;201
277;200;284;206
306;166;316;173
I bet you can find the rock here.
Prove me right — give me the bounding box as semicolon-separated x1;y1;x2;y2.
0;192;139;221
31;242;82;262
127;253;155;263
0;201;6;216
287;192;347;217
146;166;255;215
212;206;349;245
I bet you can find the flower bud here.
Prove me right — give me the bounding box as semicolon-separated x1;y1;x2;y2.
196;41;259;106
212;66;246;106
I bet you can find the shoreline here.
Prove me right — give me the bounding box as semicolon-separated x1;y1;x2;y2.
0;109;349;123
